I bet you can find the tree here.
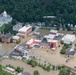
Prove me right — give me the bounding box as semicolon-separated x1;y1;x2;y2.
0;38;2;42
10;38;13;43
60;46;66;54
0;64;2;74
59;68;70;75
11;19;16;25
33;70;40;75
16;66;23;73
16;39;21;44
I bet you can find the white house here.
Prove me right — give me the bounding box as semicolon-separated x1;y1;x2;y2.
62;34;75;44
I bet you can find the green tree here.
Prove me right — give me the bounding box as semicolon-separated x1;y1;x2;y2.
59;68;70;75
33;70;40;75
0;38;2;42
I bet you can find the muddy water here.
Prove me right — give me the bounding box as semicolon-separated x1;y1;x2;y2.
0;43;14;55
0;59;59;75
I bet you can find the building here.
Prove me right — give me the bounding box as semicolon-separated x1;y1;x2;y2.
33;32;40;36
47;39;58;49
66;45;74;55
69;51;75;57
2;33;12;43
54;33;64;40
17;25;32;38
12;36;20;43
0;10;12;27
26;39;41;48
44;34;56;40
5;67;15;74
11;45;31;60
50;30;58;34
13;23;23;31
40;38;49;48
62;34;75;44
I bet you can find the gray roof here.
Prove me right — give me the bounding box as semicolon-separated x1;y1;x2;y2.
3;33;12;38
69;51;75;55
41;38;48;43
22;72;31;75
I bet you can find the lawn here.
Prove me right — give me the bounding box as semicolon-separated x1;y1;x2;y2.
38;28;50;36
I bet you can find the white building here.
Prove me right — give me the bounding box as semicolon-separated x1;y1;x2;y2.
62;34;75;44
44;34;56;40
0;10;12;26
12;36;20;43
50;29;58;34
17;25;32;38
5;67;15;74
26;39;41;48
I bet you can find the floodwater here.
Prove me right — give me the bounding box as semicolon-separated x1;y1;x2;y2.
0;59;59;75
0;43;15;55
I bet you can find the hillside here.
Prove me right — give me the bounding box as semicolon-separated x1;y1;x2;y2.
0;0;76;24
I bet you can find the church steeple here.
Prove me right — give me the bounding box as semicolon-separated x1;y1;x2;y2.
2;10;7;17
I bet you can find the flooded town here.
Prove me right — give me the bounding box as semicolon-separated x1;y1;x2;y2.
0;1;76;75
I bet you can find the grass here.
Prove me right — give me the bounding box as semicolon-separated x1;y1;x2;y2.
40;27;50;30
71;28;76;31
0;25;5;32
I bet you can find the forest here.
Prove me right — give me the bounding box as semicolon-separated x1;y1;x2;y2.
0;0;76;25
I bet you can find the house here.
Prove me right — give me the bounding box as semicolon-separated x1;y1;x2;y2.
2;33;12;43
66;45;74;55
0;10;12;27
17;25;32;38
69;51;75;57
21;72;31;75
13;23;23;31
62;34;75;44
12;36;20;43
50;30;58;34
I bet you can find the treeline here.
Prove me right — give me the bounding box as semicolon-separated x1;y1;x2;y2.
0;0;76;25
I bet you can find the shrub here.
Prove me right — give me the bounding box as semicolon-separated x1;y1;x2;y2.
33;70;40;75
57;65;62;70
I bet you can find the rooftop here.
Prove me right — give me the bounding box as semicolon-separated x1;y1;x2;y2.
62;34;75;41
3;33;12;38
12;36;20;40
50;29;58;33
13;23;23;31
44;34;56;39
19;25;32;33
0;10;12;27
69;51;75;56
